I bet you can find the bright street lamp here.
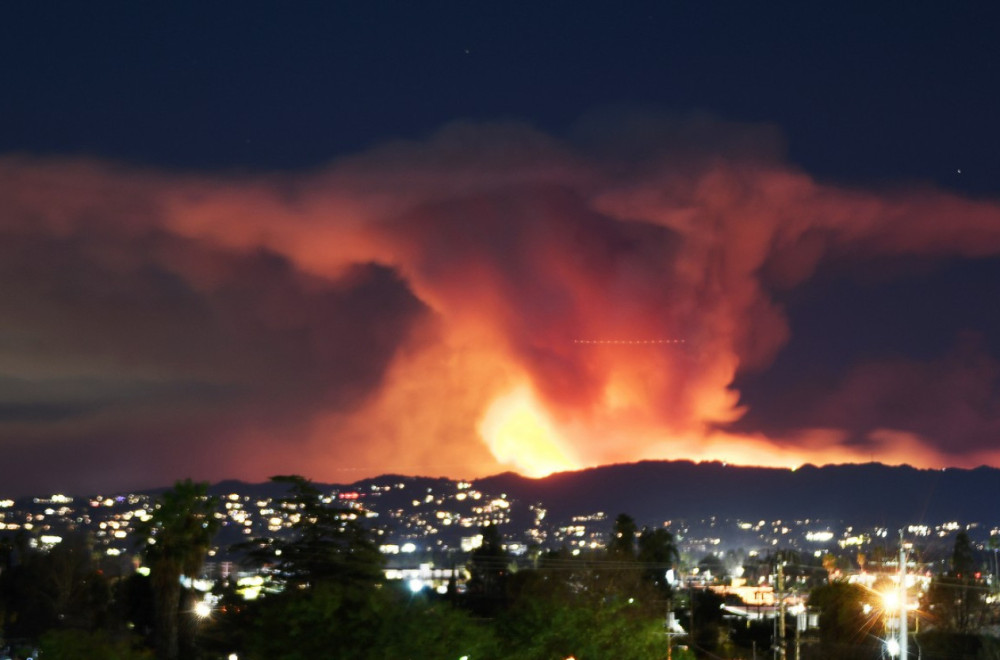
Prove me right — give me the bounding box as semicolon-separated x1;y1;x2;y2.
193;600;212;618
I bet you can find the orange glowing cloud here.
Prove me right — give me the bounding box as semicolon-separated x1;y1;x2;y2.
2;116;1000;494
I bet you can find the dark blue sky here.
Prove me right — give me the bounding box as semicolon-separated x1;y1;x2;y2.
4;2;999;191
3;2;1000;494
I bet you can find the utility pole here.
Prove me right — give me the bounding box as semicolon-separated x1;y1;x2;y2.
690;574;696;655
794;607;801;660
777;560;786;660
665;602;678;660
666;608;672;660
899;531;908;659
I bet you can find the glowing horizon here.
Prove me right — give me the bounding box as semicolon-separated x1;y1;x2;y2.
2;117;1000;495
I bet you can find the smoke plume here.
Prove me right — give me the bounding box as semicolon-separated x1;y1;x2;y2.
3;115;1000;494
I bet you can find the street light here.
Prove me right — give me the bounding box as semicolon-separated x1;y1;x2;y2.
194;599;212;618
898;533;908;659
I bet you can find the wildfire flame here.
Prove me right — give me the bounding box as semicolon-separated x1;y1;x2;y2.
478;385;579;478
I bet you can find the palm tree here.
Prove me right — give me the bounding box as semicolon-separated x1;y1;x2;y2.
136;479;219;660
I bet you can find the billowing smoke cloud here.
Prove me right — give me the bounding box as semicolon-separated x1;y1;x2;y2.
740;333;1000;459
3;115;1000;494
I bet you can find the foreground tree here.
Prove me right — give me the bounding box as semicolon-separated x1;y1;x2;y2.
679;588;728;656
219;476;497;659
808;581;882;659
484;516;690;659
235;583;496;660
608;513;638;559
499;564;694;660
596;513;648;595
0;531;113;641
466;523;511;615
135;479;219;660
915;630;1000;659
39;629;153;660
637;526;679;597
240;475;382;589
924;530;989;633
377;594;498;659
222;475;394;659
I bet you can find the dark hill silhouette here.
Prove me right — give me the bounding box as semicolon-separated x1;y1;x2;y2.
186;461;1000;532
475;460;1000;528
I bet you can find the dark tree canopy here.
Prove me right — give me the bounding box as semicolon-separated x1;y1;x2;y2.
951;530;977;579
0;531;113;640
466;523;510;615
924;530;989;634
607;513;638;559
239;475;383;589
135;479;219;660
637;526;678;597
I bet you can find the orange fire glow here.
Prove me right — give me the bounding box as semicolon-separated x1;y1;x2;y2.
4;118;1000;492
478;385;579;477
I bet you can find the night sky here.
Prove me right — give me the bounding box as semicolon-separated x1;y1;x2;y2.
3;2;1000;496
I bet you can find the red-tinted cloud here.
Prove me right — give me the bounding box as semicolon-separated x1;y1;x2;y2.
750;334;1000;459
2;117;1000;494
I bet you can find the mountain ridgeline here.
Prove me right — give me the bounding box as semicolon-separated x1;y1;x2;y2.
217;460;1000;531
474;461;1000;529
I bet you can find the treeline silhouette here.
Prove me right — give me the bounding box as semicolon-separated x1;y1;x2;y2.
1;477;697;660
9;476;999;659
